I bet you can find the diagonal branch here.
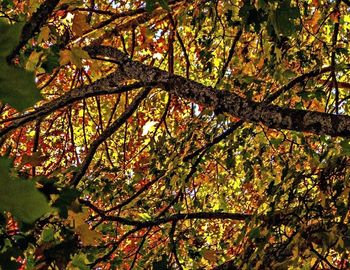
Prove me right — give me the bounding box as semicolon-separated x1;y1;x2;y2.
80;205;251;227
0;78;158;138
185;66;333;161
7;0;61;63
216;27;243;86
85;45;350;137
72;87;151;187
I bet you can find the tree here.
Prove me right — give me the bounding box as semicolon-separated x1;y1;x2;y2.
1;0;350;268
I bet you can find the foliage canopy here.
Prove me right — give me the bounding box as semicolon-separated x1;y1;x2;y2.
1;0;350;269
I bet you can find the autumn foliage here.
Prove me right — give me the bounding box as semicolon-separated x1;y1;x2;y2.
1;0;350;269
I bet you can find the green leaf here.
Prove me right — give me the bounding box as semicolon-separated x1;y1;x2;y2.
145;0;170;12
0;59;42;111
340;140;350;155
157;0;170;11
0;20;23;58
70;253;90;270
226;149;235;168
249;227;260;239
0;21;41;111
41;52;60;73
41;227;55;242
0;157;50;223
52;187;81;218
145;0;156;12
139;212;151;221
0;247;22;270
273;3;300;36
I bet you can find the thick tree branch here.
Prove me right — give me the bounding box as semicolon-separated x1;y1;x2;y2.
184;66;333;161
85;45;350;137
79;205;251;227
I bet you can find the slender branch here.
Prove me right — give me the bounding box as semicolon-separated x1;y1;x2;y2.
129;228;151;270
0;80;158;138
169;221;183;270
106;173;166;212
216;27;243;86
90;227;140;267
72;87;151;187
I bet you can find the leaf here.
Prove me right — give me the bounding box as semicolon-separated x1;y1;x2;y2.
37;25;51;43
72;12;90;36
70;253;90;270
0;21;41;111
25;50;43;71
21;152;48;167
202;249;217;262
0;20;23;58
59;47;90;68
146;0;170;12
53;188;81;218
226;149;235;168
139;212;151;220
340;140;350;155
0;59;42;111
0;247;22;270
59;49;72;66
249;227;260;239
75;224;102;246
41;227;55;242
42;52;60;73
68;210;102;246
272;3;300;36
157;0;170;11
145;0;156;12
0;157;50;223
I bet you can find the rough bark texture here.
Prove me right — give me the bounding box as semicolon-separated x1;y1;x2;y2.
7;0;61;63
85;45;350;137
0;76;156;138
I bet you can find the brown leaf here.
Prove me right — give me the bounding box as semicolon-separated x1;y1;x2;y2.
72;12;90;36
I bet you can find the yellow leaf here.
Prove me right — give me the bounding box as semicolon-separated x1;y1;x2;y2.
72;12;90;36
26;51;43;71
29;0;40;13
71;47;90;68
75;223;102;246
59;49;71;66
59;48;90;68
68;209;89;228
37;26;50;44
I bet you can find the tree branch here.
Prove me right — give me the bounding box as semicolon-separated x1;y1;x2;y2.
0;79;158;138
7;0;61;63
85;45;350;137
72;87;151;187
94;211;251;227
